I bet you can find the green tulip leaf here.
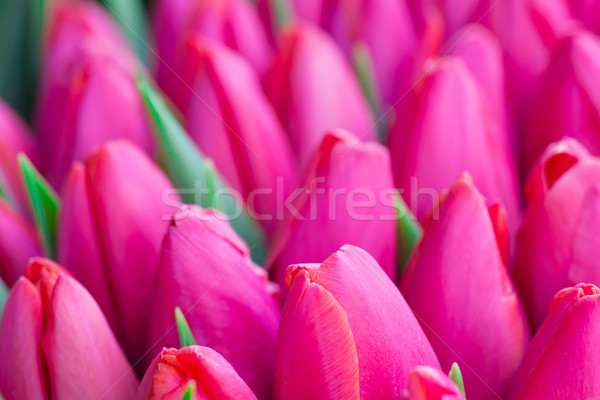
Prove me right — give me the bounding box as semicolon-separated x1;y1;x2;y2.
138;76;267;264
0;279;8;321
271;0;294;32
175;306;197;348
352;42;385;142
449;362;466;398
395;192;422;276
181;381;196;400
98;0;148;64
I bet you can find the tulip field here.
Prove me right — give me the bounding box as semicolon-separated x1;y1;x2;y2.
1;0;600;399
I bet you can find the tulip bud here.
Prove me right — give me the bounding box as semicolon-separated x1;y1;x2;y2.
146;205;280;400
0;258;138;400
137;346;257;400
265;24;374;166
400;174;530;399
58;140;178;363
389;57;520;230
506;283;600;399
36;1;153;188
514;138;600;330
267;129;397;293
523;29;600;173
175;38;296;237
276;245;439;399
403;366;465;400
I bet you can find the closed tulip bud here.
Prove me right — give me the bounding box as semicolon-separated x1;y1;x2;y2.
402;366;465;400
0;199;42;286
153;0;272;99
514;138;600;330
389;57;520;230
276;245;440;399
175;38;296;236
401;174;530;399
137;346;257;400
265;24;374;166
524;29;600;173
58;140;178;363
507;283;600;399
36;0;153;188
147;205;280;400
0;258;138;400
267;129;397;294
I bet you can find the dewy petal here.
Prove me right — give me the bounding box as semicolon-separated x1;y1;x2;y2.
276;270;360;400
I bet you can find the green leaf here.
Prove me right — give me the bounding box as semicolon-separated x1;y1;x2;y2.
180;381;196;400
352;42;386;143
270;0;294;32
449;362;466;398
137;76;267;264
175;307;197;348
395;192;422;276
0;279;8;321
98;0;148;64
19;154;61;260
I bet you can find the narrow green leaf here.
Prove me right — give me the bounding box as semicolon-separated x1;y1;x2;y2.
395;192;422;276
137;76;267;264
181;381;196;400
175;307;197;348
449;362;466;398
98;0;148;64
271;0;294;32
19;154;61;260
352;42;386;143
0;278;8;320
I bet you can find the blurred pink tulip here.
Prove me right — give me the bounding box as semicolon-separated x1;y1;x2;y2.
389;56;520;230
267;129;397;294
147;205;280;400
58;140;178;363
403;366;465;400
0;258;138;400
0;199;42;287
36;0;153;189
523;28;600;173
568;0;600;33
265;24;374;166
400;174;530;399
507;283;600;399
175;38;296;236
513;138;600;330
276;245;440;399
137;346;257;400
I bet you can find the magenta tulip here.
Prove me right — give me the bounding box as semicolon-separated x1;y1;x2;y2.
137;346;256;400
36;0;153;188
513;138;600;330
276;245;440;399
506;283;600;399
146;205;280;400
400;174;530;399
267;129;397;293
523;28;600;173
265;24;374;166
403;366;465;400
0;258;138;400
174;38;296;236
58;140;178;363
0;199;42;287
568;0;600;33
389;56;520;230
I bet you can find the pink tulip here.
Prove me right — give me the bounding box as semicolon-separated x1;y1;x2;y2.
523;28;600;173
267;129;397;294
58;140;178;363
36;0;153;189
0;258;138;400
421;0;491;36
568;0;600;33
137;346;256;400
0;199;42;287
174;38;296;236
152;0;272;100
389;56;520;230
276;245;440;399
403;366;465;400
146;205;280;400
506;283;600;399
0;99;39;214
265;24;374;166
513;138;600;330
400;174;530;399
